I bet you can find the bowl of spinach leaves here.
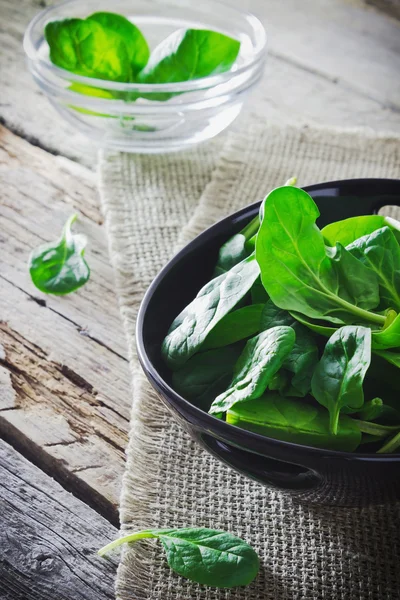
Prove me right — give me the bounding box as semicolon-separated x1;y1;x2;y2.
137;178;400;506
24;0;266;152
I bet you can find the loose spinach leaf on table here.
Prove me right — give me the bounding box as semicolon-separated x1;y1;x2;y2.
260;301;319;397
29;214;90;295
162;255;260;369
208;326;295;415
322;214;400;247
172;345;241;410
45;13;149;82
202;304;264;350
99;527;259;588
255;186;384;327
226;394;362;451
311;326;371;434
346;226;400;312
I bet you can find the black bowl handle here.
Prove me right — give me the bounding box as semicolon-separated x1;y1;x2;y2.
198;433;322;492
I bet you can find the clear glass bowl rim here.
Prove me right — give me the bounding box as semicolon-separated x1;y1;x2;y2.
23;0;268;94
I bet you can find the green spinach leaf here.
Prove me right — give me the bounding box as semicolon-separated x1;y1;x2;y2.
322;214;400;247
290;312;337;337
328;242;380;310
172;345;241;410
377;431;400;453
99;527;259;588
29;214;90;295
311;326;371;434
255;186;384;327
374;349;400;368
45;14;148;82
87;12;149;76
354;419;399;438
162;255;260;369
209;326;295;415
251;277;269;304
226;394;361;451
213;234;250;277
346;226;400;311
355;397;383;421
202;304;264;350
138;29;240;85
293;309;400;353
260;301;319;397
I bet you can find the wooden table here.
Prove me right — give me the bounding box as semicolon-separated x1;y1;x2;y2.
1;1;399;598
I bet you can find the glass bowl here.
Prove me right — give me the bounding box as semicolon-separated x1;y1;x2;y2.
23;0;267;153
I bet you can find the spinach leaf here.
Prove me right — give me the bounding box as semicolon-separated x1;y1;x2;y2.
214;234;250;277
356;397;383;421
346;226;400;311
260;301;319;397
251;277;269;304
377;431;400;453
45;16;144;83
214;214;260;277
328;243;380;310
293;309;400;353
172;345;241;410
311;326;371;434
208;326;295;415
138;29;240;85
98;527;259;588
322;214;400;247
255;186;384;327
202;304;264;350
87;12;149;77
374;349;400;368
29;214;90;295
354;419;399;438
371;312;400;350
213;177;296;278
290;312;337;337
162;255;260;369
226;394;361;451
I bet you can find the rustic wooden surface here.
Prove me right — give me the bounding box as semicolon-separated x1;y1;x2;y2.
1;0;399;598
0;439;118;600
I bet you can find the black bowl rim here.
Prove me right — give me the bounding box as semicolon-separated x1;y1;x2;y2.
136;178;400;461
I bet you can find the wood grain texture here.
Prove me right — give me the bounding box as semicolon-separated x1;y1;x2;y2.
0;0;95;165
0;438;118;600
245;0;400;110
0;125;131;521
1;0;400;170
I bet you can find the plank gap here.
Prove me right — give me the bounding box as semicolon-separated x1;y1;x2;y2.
0;424;120;528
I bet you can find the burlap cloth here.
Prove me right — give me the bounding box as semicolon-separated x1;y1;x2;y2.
99;119;400;600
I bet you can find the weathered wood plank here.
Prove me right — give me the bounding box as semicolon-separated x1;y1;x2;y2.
0;126;131;520
1;0;400;169
0;439;118;600
0;0;96;165
245;0;400;110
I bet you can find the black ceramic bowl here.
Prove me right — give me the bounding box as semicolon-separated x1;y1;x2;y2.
137;179;400;506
